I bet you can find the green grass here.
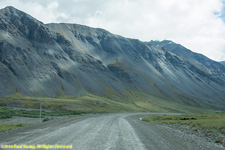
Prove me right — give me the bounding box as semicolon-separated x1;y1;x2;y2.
0;92;147;113
119;88;218;113
0;106;86;132
0;90;223;114
215;136;225;143
143;113;225;133
0;106;87;119
0;91;224;133
0;107;85;132
0;122;34;132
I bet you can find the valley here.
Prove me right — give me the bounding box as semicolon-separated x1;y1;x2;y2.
0;6;225;149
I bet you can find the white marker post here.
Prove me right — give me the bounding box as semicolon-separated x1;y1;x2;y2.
40;103;42;122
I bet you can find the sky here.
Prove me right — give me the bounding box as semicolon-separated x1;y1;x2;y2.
1;0;225;61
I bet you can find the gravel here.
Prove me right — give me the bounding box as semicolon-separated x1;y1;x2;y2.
159;123;225;148
0;113;224;150
0;116;42;123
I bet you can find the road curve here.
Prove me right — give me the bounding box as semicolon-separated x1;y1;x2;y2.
0;113;223;150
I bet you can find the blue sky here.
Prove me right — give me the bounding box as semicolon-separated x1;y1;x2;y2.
1;0;225;61
220;3;225;21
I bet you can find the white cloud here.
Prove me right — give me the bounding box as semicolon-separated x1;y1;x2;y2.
1;0;225;61
0;0;68;23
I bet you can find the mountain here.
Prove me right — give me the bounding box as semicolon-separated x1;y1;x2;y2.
221;61;225;66
1;6;225;111
148;40;225;78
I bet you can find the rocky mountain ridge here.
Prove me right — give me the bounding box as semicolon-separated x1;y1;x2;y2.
1;6;225;110
148;40;225;77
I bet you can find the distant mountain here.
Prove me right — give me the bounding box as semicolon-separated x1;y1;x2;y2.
1;6;225;110
148;40;225;81
220;61;225;66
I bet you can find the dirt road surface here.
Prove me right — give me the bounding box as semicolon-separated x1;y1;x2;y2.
0;113;223;150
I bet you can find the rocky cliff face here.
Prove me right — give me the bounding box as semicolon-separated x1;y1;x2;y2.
148;40;225;79
1;6;225;109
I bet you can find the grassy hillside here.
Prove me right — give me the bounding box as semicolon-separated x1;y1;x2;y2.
0;91;220;114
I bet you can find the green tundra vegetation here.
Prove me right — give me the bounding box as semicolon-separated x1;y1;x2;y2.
0;91;218;114
0;92;224;132
0;122;35;132
143;113;225;133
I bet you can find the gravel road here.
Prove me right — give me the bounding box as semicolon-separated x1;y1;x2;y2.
0;113;224;150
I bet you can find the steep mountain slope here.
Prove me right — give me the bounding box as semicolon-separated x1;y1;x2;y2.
0;6;225;110
148;40;225;80
220;61;225;66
